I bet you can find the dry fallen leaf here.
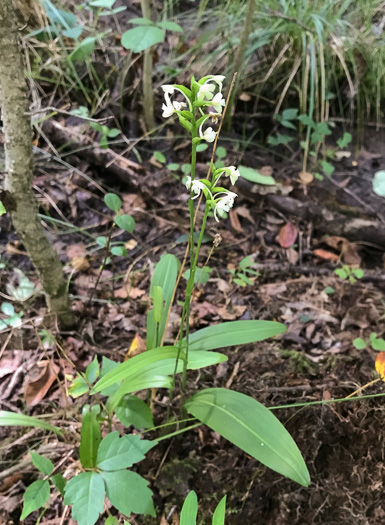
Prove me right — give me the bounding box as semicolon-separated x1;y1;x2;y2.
375;352;385;380
313;249;340;261
25;361;60;407
278;222;298;248
218;303;246;320
114;285;146;299
71;256;90;271
124;333;146;360
229;209;243;233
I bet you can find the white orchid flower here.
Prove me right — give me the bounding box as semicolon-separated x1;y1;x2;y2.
161;84;192;117
211;92;226;114
197;83;215;101
186;177;213;200
214;166;240;186
201;75;226;93
213;191;237;221
198;118;216;142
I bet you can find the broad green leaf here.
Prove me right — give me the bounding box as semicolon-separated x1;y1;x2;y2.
68;374;89;398
154;151;166;163
185;389;310;487
187;320;286;352
121;26;165;53
337;132;352;149
116;395;154;429
79;405;102;469
107;128;121;138
281;108;298;120
68;36;97;61
104;193;122;212
115;214;135;233
89;0;115;7
30;452;54;476
110;245;127;256
63;25;84;40
64;472;105;525
180;490;198;524
212;495;226;525
298;114;314;126
215;146;227;159
41;0;77;28
353;338;367;350
0;201;6;215
52;473;66;495
314;122;331;135
147;254;180;350
86;356;100;383
238;166;276;186
321;160;335;177
129;17;153;25
157;20;183;32
1;302;14;316
101;470;155;517
21;479;50;520
106;375;173;412
91;347;226;394
7;269;35;301
97;431;156;471
152;285;163;324
370;333;385;351
184;266;212;284
268;134;293;146
373;171;385;197
105;517;119;525
0;410;62;436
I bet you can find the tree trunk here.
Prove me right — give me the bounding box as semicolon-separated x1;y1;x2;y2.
0;1;73;327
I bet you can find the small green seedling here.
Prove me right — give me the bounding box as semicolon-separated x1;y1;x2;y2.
228;255;260;287
95;193;135;262
335;265;364;284
90;122;120;149
0;302;23;331
353;333;385;351
180;491;227;524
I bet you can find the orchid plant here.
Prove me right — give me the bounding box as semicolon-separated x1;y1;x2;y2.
160;75;243;388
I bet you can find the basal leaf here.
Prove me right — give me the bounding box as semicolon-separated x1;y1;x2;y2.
187;320;286;352
0;410;62;436
20;479;50;520
64;472;105;525
101;470;155;517
79;405;102;469
97;431;156;471
212;495;227;525
185;388;310;486
180;490;198;524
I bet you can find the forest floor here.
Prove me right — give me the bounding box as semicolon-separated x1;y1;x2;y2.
1;105;385;525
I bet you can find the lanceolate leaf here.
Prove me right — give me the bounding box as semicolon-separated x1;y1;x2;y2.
64;472;105;525
185;388;310;487
147;254;180;350
0;410;62;436
97;431;156;471
20;479;50;520
79;405;102;469
91;347;226;394
180;490;198;525
101;470;155;517
187;320;286;352
212;495;227;525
